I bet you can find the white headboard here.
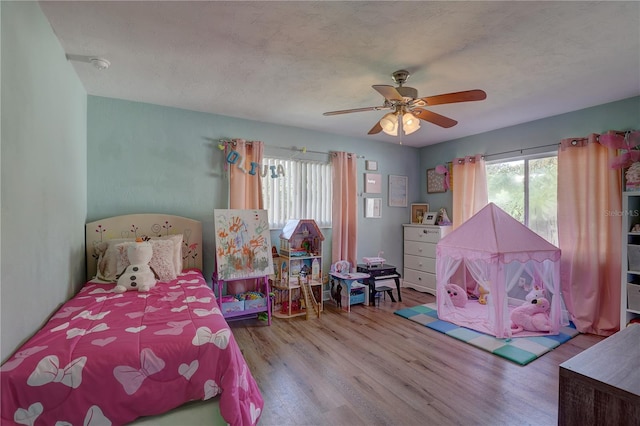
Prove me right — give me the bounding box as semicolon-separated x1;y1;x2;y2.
86;214;203;280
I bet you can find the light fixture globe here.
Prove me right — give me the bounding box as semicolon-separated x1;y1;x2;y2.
403;112;421;135
380;112;399;136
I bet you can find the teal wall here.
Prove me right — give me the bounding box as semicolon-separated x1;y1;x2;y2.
419;96;640;214
1;1;87;362
87;96;422;281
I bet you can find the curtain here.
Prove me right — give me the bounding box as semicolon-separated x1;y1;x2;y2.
229;139;264;210
557;134;621;335
228;139;264;294
452;154;488;229
331;152;358;269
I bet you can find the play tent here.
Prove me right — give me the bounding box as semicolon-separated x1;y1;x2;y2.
435;203;569;338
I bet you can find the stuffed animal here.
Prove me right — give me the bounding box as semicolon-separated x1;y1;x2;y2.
510;297;552;333
445;283;467;308
114;240;158;293
478;283;490;305
524;285;546;305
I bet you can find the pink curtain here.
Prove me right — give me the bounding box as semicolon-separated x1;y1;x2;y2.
229;139;264;210
331;152;358;269
228;139;264;294
452;154;488;229
557;134;621;335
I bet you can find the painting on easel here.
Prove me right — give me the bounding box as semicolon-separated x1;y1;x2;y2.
214;209;274;280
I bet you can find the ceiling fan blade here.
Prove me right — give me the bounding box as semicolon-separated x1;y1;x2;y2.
420;89;487;106
413;108;458;128
323;106;389;116
372;85;403;102
368;121;383;135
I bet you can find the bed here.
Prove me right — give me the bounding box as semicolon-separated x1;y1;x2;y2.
1;214;263;426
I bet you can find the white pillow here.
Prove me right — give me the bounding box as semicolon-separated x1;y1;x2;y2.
93;234;183;281
115;239;177;282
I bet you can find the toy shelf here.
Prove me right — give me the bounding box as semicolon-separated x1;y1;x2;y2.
213;273;271;325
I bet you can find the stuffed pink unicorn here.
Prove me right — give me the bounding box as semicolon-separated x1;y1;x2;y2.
510;297;551;333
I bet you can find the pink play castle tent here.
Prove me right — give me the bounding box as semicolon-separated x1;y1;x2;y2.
435;203;569;338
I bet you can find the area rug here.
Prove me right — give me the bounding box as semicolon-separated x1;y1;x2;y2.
394;303;579;366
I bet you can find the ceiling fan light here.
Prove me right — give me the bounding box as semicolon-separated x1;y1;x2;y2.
404;121;421;135
380;113;397;131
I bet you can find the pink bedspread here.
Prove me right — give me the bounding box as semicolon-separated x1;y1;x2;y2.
1;269;263;426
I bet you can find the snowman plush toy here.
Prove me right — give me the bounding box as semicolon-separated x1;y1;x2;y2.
114;239;158;293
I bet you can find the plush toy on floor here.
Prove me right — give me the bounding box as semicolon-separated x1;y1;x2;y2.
477;283;490;305
524;285;546;305
115;239;158;293
445;283;467;308
510;297;551;333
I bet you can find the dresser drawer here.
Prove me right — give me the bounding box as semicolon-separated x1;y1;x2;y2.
403;268;436;289
404;254;436;273
404;240;436;258
404;226;442;243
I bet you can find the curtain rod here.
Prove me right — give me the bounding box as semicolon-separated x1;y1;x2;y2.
219;138;364;158
482;142;560;159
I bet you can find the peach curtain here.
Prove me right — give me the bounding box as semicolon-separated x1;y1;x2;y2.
228;139;264;294
331;152;358;269
229;139;264;210
557;134;621;335
452;154;488;229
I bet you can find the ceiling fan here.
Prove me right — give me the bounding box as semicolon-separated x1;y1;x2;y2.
323;70;486;137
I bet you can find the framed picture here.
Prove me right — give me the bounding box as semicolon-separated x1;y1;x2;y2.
364;173;382;193
365;160;378;171
427;168;447;193
365;198;382;218
422;210;438;225
410;203;429;224
388;175;408;207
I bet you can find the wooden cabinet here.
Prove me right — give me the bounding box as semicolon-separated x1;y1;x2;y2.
402;224;451;296
272;219;324;319
621;192;640;328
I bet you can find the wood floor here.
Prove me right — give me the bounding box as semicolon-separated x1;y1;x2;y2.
231;289;604;426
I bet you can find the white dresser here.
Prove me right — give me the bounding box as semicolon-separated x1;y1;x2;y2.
402;224;452;296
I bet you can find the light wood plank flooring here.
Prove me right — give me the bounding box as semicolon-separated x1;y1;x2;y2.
231;289;604;426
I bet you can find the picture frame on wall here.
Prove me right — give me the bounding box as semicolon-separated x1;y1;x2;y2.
388;174;408;207
365;198;382;218
410;203;429;224
365;160;378;171
427;168;447;193
364;173;382;193
422;210;438;225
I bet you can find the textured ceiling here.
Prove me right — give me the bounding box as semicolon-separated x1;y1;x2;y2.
39;1;640;147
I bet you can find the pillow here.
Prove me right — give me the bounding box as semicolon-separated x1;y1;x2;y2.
93;234;183;281
115;239;177;282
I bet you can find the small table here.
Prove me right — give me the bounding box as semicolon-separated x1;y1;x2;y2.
328;271;370;312
558;324;640;425
356;263;402;306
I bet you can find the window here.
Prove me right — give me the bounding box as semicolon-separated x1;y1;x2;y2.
261;157;332;229
486;154;558;245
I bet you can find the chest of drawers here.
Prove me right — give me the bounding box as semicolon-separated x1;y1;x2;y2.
402;224;451;296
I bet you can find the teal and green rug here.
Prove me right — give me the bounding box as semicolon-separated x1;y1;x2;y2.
394;303;579;366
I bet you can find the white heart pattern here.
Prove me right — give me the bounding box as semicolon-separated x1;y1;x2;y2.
160;292;182;302
14;402;43;426
178;360;199;380
203;379;220;400
250;402;262;425
171;305;188;313
125;326;146;333
51;306;84;319
73;310;111;321
96;294;124;302
91;336;117;347
89;288;111;295
183;296;211;304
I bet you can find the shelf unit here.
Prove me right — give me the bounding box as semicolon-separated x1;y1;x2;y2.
621;192;640;328
213;274;271;325
272;219;324;319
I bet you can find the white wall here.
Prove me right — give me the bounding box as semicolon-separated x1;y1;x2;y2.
1;1;87;362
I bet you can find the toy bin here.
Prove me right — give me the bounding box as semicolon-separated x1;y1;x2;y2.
628;245;640;271
627;283;640;311
245;296;267;310
221;296;244;314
